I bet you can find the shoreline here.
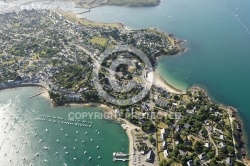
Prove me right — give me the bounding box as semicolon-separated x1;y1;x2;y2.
74;0;161;9
0;7;248;164
190;86;248;161
0;77;248;164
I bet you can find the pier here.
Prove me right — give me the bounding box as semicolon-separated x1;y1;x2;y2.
113;158;130;162
113;152;129;157
113;152;130;162
29;92;44;99
77;9;91;14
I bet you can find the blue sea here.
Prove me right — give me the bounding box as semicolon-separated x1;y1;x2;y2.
82;0;250;153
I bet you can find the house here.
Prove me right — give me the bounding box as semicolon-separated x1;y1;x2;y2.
161;128;166;135
179;150;187;156
219;142;226;149
175;113;182;120
141;103;150;111
145;150;154;162
184;123;190;129
225;157;232;166
175;125;181;133
160;133;165;141
220;135;224;140
161;141;166;150
163;150;169;158
198;153;206;160
204;142;210;148
187;160;194;166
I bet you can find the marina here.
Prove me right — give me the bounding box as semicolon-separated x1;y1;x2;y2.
0;87;129;166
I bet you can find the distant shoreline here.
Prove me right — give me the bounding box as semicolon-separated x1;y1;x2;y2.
74;0;161;9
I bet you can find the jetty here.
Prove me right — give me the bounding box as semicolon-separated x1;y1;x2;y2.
29;92;44;99
113;152;129;162
113;152;129;157
77;9;90;14
113;158;130;162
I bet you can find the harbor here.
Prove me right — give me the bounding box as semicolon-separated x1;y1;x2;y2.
0;87;129;166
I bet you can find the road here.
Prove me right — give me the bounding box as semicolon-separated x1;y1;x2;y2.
205;126;219;157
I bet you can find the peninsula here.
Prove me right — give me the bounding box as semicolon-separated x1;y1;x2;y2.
73;0;161;8
0;9;247;166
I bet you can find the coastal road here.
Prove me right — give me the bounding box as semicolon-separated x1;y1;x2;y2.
205;126;219;157
227;108;238;159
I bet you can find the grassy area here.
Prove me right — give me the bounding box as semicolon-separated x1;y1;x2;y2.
13;23;20;27
32;53;40;61
106;0;160;6
159;151;165;161
224;129;231;137
2;59;16;65
57;10;122;29
90;36;108;46
158;122;168;129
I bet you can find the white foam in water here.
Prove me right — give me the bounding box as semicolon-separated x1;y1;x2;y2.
204;0;250;38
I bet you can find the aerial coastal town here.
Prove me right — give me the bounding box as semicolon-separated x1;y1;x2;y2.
0;8;247;166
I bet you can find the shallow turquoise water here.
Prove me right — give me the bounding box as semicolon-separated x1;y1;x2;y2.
0;87;129;166
82;0;250;152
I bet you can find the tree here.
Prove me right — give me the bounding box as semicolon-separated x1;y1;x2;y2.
148;134;156;146
194;141;203;153
207;151;215;159
160;159;172;166
142;121;155;132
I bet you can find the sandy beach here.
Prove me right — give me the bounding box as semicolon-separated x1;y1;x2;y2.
147;71;184;94
119;119;138;166
40;88;50;99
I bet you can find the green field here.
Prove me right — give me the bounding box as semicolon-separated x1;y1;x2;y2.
90;36;108;46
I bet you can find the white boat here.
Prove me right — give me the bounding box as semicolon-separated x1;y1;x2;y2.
98;156;101;159
96;146;99;149
84;151;87;154
88;157;91;160
45;129;48;132
43;146;48;150
90;139;93;142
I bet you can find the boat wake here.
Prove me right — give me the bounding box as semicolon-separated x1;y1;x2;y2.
203;0;250;39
